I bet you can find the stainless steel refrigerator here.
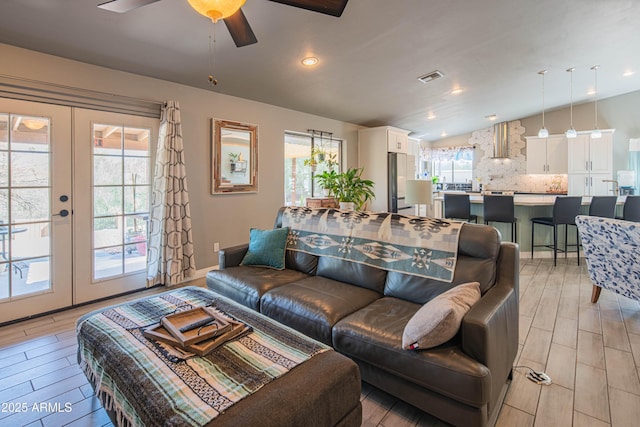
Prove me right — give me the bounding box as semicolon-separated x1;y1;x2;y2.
388;152;415;213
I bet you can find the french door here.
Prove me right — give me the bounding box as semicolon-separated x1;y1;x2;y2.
73;109;158;304
0;99;158;322
0;99;72;322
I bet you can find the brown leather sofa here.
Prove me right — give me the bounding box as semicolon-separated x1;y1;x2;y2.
206;207;519;427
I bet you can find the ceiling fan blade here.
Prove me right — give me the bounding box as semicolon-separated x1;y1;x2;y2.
268;0;348;17
224;9;258;48
97;0;161;13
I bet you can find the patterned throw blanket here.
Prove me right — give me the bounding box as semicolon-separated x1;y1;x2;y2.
77;287;328;427
281;207;463;283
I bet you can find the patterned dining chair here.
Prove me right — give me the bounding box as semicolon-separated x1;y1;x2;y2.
575;215;640;303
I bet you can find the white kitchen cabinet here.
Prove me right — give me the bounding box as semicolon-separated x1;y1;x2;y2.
387;128;409;153
358;126;411;212
525;135;567;174
567;130;614;196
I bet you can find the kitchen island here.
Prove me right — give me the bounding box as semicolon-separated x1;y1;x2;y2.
432;193;626;256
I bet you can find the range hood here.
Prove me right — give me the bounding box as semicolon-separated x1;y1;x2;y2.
492;122;510;158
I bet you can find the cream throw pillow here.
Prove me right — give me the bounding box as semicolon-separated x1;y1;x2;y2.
402;282;481;350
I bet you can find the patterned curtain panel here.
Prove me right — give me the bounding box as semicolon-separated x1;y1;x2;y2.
147;101;196;287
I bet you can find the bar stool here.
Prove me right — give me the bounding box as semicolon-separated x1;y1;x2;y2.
444;193;477;223
483;195;516;242
617;195;640;222
588;196;617;218
531;196;582;266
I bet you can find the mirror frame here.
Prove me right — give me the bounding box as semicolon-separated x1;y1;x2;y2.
212;119;258;194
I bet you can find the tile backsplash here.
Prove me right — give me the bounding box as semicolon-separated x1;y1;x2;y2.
470;121;568;193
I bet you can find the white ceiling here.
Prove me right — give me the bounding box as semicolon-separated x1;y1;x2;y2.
1;0;640;140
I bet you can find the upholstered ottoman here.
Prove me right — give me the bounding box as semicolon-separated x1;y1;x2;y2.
76;286;361;427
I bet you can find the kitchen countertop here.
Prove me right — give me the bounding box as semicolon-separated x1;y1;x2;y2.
434;194;627;206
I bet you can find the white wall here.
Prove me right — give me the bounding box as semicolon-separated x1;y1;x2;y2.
0;43;362;270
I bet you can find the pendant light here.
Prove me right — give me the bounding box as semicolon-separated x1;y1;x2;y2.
565;67;577;139
591;65;602;139
537;70;549;138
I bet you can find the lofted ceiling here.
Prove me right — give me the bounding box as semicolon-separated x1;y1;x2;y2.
1;0;640;140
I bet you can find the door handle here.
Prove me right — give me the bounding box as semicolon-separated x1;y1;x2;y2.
53;209;70;217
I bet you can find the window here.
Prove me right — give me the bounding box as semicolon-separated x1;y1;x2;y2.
284;131;341;206
423;146;474;188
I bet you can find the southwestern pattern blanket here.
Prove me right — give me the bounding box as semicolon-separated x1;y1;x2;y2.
77;287;328;427
281;207;463;283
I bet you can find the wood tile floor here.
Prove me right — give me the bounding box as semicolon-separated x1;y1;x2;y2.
1;257;640;426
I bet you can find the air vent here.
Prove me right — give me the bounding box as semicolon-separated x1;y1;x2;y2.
418;70;444;84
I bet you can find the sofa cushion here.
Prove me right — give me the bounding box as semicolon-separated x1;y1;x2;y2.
333;297;491;408
285;250;318;275
402;282;481;350
241;227;290;270
206;267;310;310
260;276;382;345
316;257;387;293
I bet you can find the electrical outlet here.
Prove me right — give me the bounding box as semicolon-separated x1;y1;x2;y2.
214;242;220;252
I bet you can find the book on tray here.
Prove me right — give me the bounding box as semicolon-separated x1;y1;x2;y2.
143;306;251;356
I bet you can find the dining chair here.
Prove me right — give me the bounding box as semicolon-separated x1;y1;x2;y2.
531;196;582;266
618;195;640;222
483;195;517;242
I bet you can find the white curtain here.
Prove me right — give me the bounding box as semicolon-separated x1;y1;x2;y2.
147;101;196;287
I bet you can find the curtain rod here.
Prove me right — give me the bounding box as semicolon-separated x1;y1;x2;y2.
0;74;164;107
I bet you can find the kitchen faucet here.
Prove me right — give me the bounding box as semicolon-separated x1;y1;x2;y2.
602;179;619;196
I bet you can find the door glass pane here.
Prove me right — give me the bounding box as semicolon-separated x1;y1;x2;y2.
11;188;50;223
94;156;123;185
94;216;123;247
94;247;123;279
94;186;123;216
0;114;8;150
1;114;52;299
92;124;150;281
11;152;49;187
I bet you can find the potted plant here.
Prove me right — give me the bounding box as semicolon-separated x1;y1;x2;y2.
332;167;375;210
314;169;339;197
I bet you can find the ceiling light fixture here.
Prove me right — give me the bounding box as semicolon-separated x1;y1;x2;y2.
450;88;463;95
427;113;436;120
486;114;498;121
23;118;46;130
591;65;601;139
537;70;549;138
187;0;246;22
623;70;635;77
565;67;577;139
441;131;447;138
301;57;319;67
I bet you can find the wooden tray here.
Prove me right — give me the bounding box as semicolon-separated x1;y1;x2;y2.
144;319;251;357
160;307;231;346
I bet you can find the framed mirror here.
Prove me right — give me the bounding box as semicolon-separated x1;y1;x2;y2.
212;119;258;194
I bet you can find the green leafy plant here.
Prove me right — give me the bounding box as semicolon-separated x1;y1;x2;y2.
314;169;339;196
228;152;241;162
332;167;375;210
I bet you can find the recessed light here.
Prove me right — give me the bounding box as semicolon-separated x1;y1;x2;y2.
624;70;635;77
587;89;596;95
450;88;463;95
427;113;436;120
485;114;497;121
441;131;448;138
301;57;319;67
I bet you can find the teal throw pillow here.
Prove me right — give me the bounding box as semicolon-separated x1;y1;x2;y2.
240;227;290;270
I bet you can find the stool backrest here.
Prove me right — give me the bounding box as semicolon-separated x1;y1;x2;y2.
444;193;471;219
552;196;582;225
483;195;515;222
623;196;640;222
588;196;617;218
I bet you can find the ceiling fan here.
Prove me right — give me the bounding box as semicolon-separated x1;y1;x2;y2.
98;0;349;47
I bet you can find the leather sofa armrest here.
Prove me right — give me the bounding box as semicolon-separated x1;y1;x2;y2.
461;242;519;373
219;244;249;269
